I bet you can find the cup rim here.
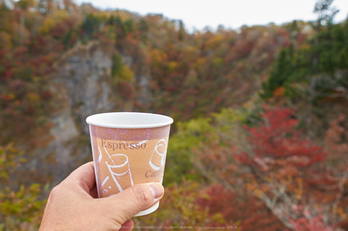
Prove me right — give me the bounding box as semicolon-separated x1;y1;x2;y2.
86;112;174;129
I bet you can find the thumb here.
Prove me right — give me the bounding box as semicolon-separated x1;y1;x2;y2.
100;183;164;225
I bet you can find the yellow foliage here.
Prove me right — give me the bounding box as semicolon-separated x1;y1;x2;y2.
273;86;285;97
52;10;69;21
27;93;40;102
182;45;199;62
8;93;15;100
150;49;167;64
261;185;269;192
294;177;303;199
299;43;310;50
194;57;206;69
212;213;226;223
38;18;56;35
167;61;177;72
254;189;262;198
205;34;225;50
184;69;198;87
212;57;224;68
336;207;347;219
38;10;69;35
16;0;36;10
94;11;131;21
119;65;134;81
12;21;31;45
0;31;12;49
246;182;256;191
115;11;132;21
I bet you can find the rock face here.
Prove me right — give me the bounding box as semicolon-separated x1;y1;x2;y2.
23;41;152;186
28;42;116;185
137;74;152;106
54;41;114;136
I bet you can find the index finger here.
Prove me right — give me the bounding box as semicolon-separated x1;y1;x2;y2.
65;161;96;194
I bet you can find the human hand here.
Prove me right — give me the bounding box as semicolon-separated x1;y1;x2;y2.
39;162;164;231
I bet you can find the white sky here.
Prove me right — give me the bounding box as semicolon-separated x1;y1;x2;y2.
73;0;348;31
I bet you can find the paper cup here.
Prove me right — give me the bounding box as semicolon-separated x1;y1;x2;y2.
86;112;173;216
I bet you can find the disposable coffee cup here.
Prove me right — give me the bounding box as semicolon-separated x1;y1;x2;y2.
86;112;173;216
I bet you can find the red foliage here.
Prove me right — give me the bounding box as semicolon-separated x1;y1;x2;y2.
40;90;53;101
14;46;28;57
3;69;12;82
10;79;26;92
229;106;346;229
236;106;325;172
28;35;46;55
117;81;135;100
196;184;284;231
196;184;237;220
50;23;68;38
286;207;337;231
325;114;348;157
296;33;307;45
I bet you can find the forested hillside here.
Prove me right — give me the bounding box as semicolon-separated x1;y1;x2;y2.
0;0;347;230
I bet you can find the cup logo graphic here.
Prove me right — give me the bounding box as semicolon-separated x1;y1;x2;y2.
149;139;167;171
96;137;168;196
105;152;134;193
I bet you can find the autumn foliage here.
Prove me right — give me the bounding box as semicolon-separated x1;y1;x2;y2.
1;0;348;230
237;106;325;169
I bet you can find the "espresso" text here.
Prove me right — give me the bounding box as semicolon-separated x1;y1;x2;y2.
102;139;147;151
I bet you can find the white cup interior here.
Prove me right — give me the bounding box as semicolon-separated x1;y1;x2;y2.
86;112;173;128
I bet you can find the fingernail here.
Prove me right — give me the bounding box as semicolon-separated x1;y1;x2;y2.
148;183;164;200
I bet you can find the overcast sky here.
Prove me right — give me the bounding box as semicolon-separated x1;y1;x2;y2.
73;0;348;31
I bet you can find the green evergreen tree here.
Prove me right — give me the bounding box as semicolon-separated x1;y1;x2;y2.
81;14;101;39
313;0;339;29
261;1;347;101
107;15;115;25
178;20;186;41
138;19;149;32
261;48;294;98
112;54;123;77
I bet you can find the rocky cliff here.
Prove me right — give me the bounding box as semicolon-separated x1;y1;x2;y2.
23;41;151;186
